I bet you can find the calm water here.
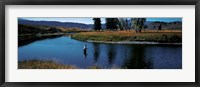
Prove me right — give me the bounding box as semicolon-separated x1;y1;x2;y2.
18;36;182;69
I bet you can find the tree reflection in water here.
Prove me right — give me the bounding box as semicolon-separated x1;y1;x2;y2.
122;45;153;69
107;45;116;67
92;43;100;63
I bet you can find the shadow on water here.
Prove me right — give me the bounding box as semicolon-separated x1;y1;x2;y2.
122;45;153;69
18;35;62;47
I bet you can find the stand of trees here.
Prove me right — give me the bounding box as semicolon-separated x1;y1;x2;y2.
131;18;146;33
118;18;130;30
93;18;146;33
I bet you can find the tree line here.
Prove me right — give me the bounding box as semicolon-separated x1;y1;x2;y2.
93;18;147;33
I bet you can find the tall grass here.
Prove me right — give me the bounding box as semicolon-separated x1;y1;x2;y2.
18;60;77;69
18;60;123;69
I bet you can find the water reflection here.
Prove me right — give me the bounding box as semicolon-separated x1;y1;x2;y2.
107;45;116;67
92;43;100;63
83;49;87;59
122;45;153;69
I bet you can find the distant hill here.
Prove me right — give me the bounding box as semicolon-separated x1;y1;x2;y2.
18;24;62;35
18;18;182;30
125;20;181;30
18;18;94;29
145;21;182;30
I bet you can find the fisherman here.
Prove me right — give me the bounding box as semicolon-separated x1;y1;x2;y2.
83;44;87;59
83;44;87;51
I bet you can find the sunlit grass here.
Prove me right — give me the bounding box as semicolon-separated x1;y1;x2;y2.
72;30;182;43
18;60;77;69
18;60;123;69
59;27;88;33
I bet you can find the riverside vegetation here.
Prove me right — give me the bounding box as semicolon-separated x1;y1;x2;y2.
72;30;182;43
18;60;122;69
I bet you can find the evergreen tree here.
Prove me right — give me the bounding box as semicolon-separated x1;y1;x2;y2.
106;18;119;30
93;18;102;31
158;23;162;30
125;18;128;30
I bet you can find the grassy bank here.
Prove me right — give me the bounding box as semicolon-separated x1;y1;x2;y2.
18;60;77;69
18;60;121;69
72;30;182;43
19;33;65;46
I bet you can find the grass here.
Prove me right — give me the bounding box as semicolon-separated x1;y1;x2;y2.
18;60;77;69
88;65;102;69
72;30;182;43
59;27;89;33
18;60;123;69
88;65;121;69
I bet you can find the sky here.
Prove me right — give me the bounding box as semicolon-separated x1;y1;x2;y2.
21;17;182;24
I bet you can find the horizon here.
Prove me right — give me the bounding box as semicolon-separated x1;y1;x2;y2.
19;18;182;24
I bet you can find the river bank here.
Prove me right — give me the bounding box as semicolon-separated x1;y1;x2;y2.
18;60;77;69
72;30;182;43
18;60;121;69
86;40;182;45
19;33;65;46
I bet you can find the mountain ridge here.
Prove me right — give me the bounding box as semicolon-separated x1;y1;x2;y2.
18;18;94;29
18;18;182;30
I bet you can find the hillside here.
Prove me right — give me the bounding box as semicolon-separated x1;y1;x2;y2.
145;21;182;30
18;18;93;29
18;24;62;35
18;24;65;46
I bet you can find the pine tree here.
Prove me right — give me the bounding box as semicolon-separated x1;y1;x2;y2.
106;18;119;30
158;23;162;30
93;18;102;31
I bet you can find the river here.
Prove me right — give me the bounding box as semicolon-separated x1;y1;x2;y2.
18;36;182;69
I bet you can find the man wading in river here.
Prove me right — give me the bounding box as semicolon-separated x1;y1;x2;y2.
83;44;87;59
